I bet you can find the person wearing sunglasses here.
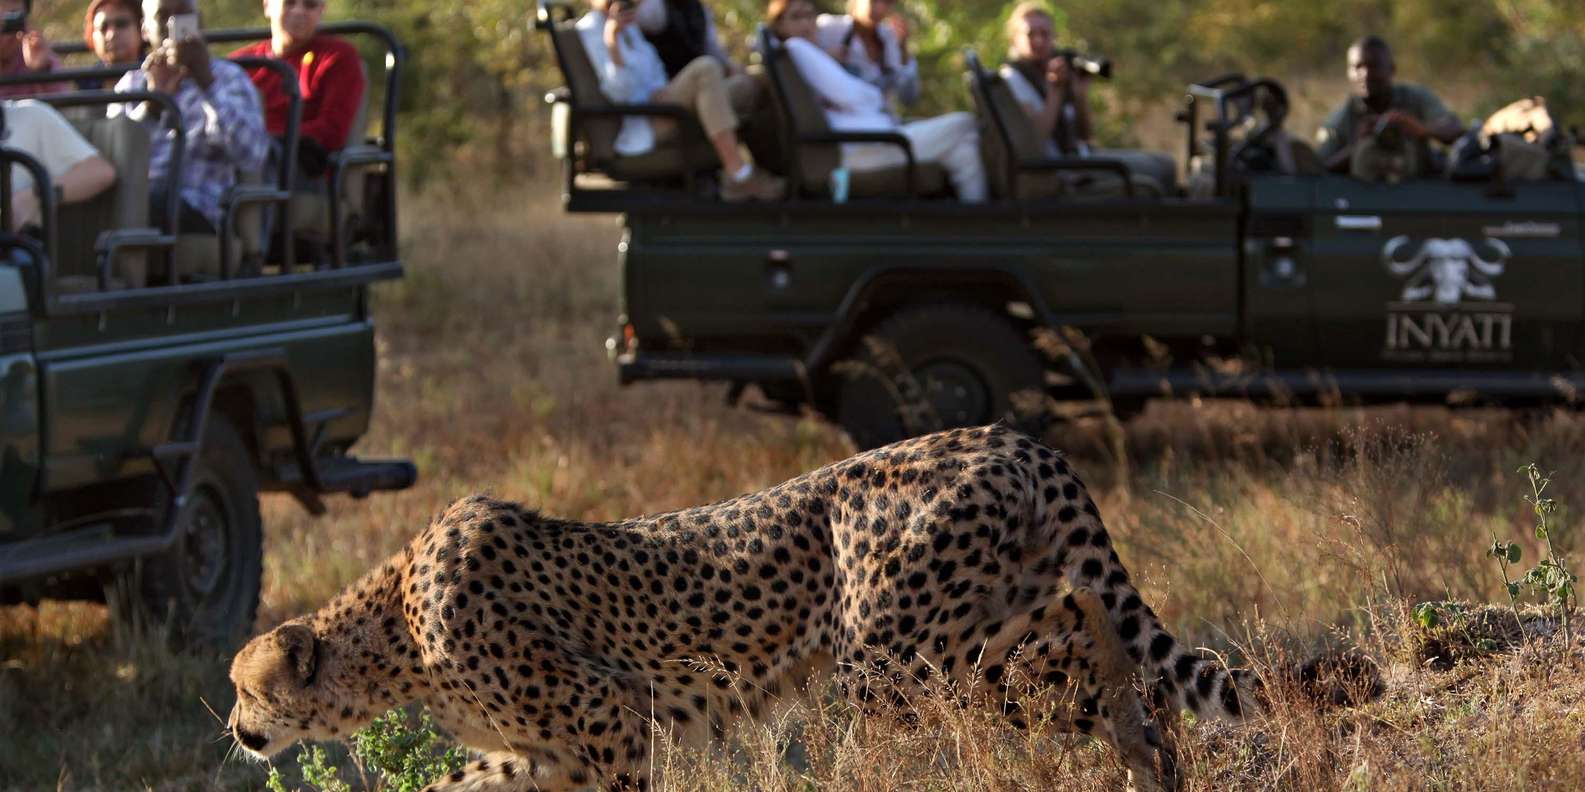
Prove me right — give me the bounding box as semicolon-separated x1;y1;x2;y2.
231;0;365;180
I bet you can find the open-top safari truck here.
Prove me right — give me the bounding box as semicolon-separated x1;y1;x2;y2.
538;0;1585;448
0;22;414;647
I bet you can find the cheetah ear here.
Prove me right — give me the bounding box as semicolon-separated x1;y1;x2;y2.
274;623;319;686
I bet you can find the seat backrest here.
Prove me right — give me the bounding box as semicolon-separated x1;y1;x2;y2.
761;33;839;194
62;115;150;287
346;56;372;148
965;59;1046;199
548;20;622;165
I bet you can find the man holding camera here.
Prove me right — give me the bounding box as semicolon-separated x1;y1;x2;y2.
109;0;269;234
0;0;67;97
1000;1;1175;193
1316;35;1461;181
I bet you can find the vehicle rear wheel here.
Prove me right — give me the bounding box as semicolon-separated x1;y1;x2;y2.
115;415;262;650
834;303;1047;449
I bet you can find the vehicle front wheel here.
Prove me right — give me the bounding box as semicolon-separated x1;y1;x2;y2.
116;415;262;650
833;303;1048;450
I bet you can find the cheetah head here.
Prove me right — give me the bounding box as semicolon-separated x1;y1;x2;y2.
227;621;368;760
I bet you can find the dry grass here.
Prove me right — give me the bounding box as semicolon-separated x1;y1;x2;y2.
4;180;1585;791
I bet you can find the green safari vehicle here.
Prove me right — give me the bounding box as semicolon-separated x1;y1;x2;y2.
0;23;413;647
536;2;1585;448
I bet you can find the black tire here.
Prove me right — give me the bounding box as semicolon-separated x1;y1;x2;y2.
116;415;262;651
834;303;1047;449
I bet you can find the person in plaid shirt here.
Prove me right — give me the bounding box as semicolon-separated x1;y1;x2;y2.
109;0;269;234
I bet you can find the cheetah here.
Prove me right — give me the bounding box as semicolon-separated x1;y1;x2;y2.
228;425;1298;791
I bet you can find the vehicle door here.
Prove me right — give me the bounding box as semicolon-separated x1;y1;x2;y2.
1308;174;1582;371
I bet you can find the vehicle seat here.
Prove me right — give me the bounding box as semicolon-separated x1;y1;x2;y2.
290;54;376;258
546;18;718;184
968;67;1158;201
175;93;270;282
61;116;150;291
760;36;947;199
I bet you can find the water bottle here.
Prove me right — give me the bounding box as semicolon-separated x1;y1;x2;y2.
829;166;850;204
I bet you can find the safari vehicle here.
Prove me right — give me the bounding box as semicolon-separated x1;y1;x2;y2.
536;1;1585;448
0;23;413;647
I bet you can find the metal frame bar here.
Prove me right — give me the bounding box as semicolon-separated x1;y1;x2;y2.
0;347;413;583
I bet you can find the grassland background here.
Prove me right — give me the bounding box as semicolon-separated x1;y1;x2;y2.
2;180;1584;790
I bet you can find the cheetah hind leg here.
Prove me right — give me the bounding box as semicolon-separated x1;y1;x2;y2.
420;750;646;792
1009;588;1178;792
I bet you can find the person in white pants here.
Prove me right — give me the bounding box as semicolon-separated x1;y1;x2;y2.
768;0;987;203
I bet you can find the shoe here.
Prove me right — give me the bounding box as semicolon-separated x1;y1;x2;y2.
720;167;786;202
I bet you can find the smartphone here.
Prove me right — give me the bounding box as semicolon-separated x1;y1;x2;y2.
166;12;198;44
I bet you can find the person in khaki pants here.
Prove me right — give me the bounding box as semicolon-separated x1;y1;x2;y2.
577;0;782;201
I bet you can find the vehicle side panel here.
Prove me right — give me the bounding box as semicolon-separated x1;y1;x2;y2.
623;203;1241;359
36;287;375;494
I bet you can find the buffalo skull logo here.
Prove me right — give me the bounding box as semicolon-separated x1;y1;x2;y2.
1382;236;1510;305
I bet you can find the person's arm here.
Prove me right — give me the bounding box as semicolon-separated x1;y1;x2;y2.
881;21;918;106
201;64;271;173
298;43;367;151
1416;89;1463;144
1000;65;1058;137
785;37;884;116
57;154;116;203
579;13;641;102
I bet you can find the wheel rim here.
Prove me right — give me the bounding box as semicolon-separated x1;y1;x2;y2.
908;359;993;428
178;484;231;601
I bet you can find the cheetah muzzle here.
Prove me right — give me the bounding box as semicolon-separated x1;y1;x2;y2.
228;425;1376;791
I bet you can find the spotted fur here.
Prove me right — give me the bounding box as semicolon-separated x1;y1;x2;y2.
230;425;1260;791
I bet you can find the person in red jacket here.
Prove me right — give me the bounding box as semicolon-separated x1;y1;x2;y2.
230;0;364;180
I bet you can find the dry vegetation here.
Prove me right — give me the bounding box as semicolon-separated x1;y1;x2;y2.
4;181;1585;791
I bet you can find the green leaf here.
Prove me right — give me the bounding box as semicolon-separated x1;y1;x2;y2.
1508;582;1522;599
1508;544;1522;563
1413;602;1440;629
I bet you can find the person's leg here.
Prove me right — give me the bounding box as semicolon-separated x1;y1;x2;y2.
654;57;747;174
654;58;784;200
899;112;988;202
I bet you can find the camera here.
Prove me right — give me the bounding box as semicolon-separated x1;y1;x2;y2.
1;10;26;35
1056;48;1112;81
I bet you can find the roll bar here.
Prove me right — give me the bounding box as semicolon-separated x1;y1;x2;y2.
1179;74;1289;197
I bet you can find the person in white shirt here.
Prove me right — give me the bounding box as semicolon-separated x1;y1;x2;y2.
577;0;782;202
813;0;918;109
770;0;985;202
999;1;1175;192
3;99;116;231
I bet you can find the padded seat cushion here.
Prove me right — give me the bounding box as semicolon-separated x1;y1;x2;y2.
849;162;949;197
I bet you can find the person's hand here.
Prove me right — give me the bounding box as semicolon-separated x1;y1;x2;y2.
144;45;183;94
10;189;38;232
885;14;910;55
20;28;49;72
1353;112;1379;144
173;36;213;89
1381;110;1427;140
603;1;636;62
